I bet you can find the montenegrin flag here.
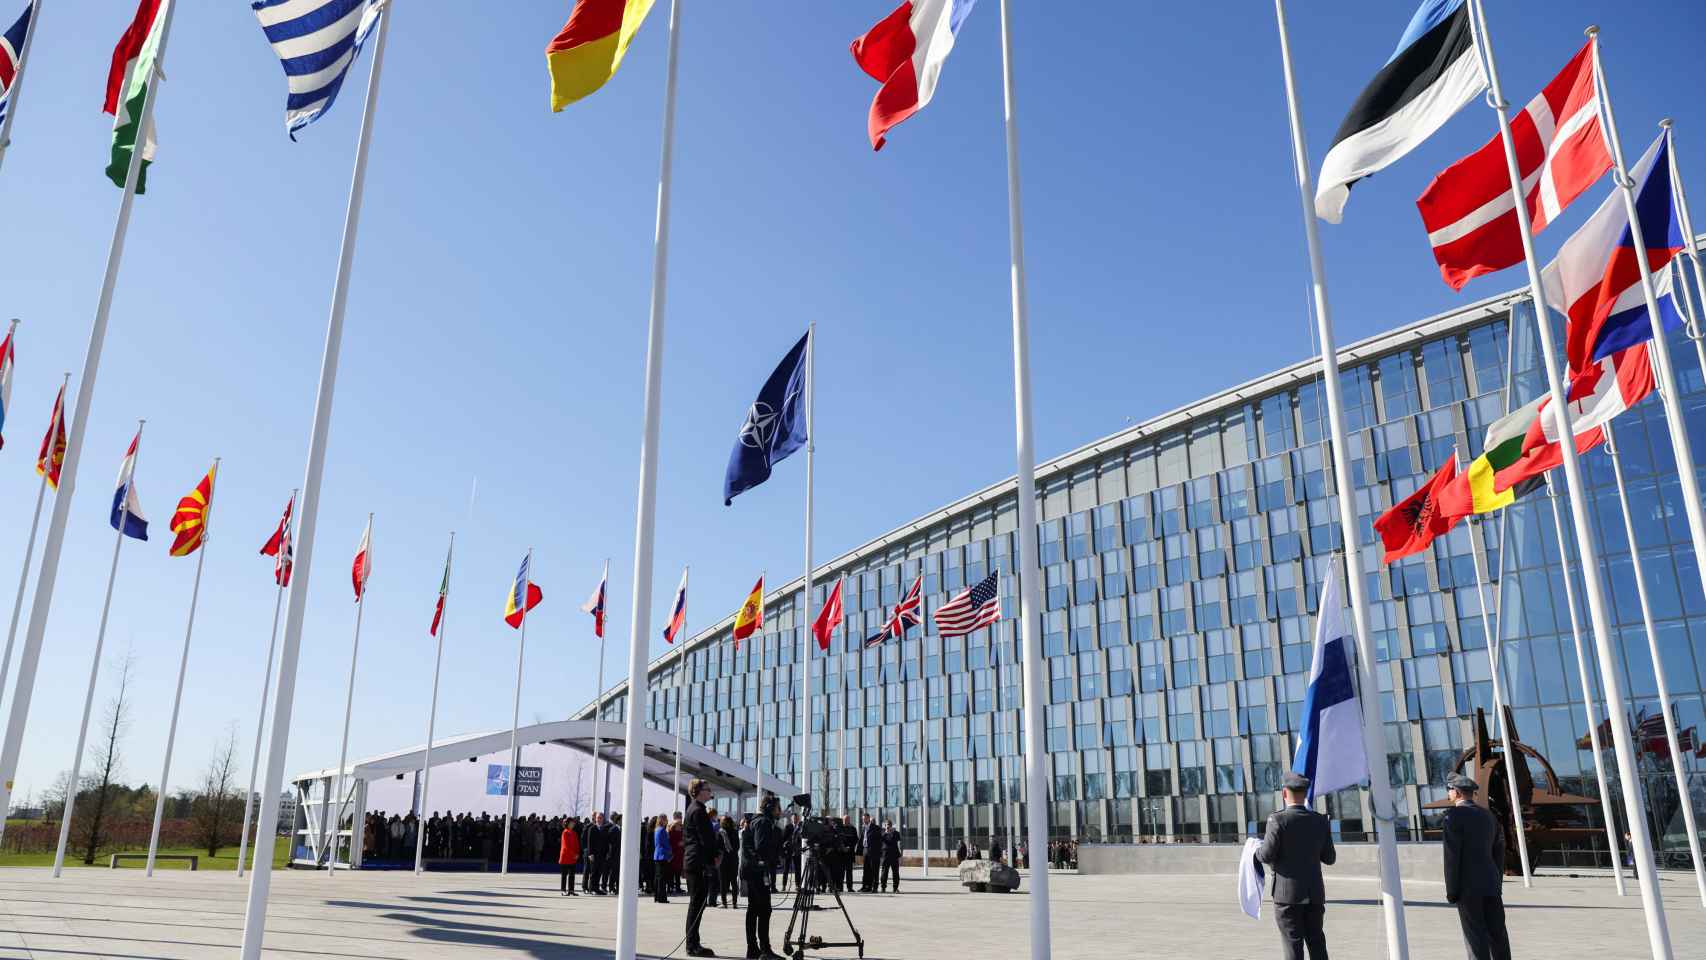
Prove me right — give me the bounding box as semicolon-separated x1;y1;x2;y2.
504;554;543;629
851;0;976;150
35;383;65;488
732;576;763;648
104;0;164;192
168;461;216;557
546;0;655;111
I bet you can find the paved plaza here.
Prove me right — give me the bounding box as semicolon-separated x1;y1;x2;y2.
0;864;1700;958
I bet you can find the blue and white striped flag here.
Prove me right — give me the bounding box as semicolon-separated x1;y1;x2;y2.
1291;563;1367;803
251;0;384;139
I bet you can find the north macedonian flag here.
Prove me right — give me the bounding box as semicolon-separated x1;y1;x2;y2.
546;0;655;112
168;462;217;557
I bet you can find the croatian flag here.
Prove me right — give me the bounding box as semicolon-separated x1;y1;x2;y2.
851;0;976;150
0;323;14;449
1292;566;1365;803
662;568;687;644
0;2;34;129
110;429;148;541
1548;132;1685;373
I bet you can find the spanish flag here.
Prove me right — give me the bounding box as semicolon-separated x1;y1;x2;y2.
732;576;763;647
168;462;217;557
546;0;656;111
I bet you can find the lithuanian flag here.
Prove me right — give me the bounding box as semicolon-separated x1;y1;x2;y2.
546;0;656;111
1439;395;1547;519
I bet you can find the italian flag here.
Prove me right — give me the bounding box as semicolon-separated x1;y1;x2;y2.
103;0;165;192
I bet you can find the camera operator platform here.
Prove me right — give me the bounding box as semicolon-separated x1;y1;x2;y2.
782;793;866;959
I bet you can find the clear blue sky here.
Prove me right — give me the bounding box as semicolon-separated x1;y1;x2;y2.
1;2;1701;804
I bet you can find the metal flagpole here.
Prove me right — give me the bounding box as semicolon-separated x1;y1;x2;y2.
145;457;219;877
994;2;1050;952
1661;121;1706;383
1466;5;1671;952
919;571;930;876
0;0;178;845
327;514;373;874
801;324;817;802
413;531;453;875
51;419;144;878
593;558;609;814
616;3;682;955
500;547;533;875
1271;3;1410;954
672;566;689;809
0;0;42;177
240;3;390;951
1605;422;1706;907
238;488;295;880
755;571;767;803
0;370;66;719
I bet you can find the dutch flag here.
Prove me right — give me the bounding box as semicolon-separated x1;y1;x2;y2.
1292;563;1367;803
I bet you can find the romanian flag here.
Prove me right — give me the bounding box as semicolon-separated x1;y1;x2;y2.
546;0;655;112
504;554;543;629
732;576;763;647
35;383;66;489
168;461;216;557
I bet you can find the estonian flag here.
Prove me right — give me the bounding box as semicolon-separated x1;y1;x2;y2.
1291;563;1366;802
1316;0;1485;223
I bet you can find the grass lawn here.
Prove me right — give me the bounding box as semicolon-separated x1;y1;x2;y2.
0;844;291;871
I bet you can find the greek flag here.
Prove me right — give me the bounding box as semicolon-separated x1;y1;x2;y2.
251;0;384;138
1291;563;1367;802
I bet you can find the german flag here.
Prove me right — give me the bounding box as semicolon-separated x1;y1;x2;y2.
546;0;655;111
169;462;217;557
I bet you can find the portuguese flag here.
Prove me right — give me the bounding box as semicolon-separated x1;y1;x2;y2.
1438;395;1547;519
103;0;165;192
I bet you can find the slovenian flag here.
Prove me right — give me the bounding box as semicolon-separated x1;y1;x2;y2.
1292;565;1365;803
110;428;148;541
851;0;976;151
661;567;687;644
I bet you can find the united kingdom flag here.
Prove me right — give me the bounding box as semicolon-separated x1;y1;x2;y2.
865;576;922;648
0;3;35;129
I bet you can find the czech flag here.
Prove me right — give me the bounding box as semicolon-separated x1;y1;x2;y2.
110;428;148;541
167;461;216;557
580;561;608;639
851;0;977;150
661;568;687;644
732;575;763;647
504;554;543;629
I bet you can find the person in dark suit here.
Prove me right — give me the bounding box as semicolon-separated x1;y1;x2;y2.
860;815;882;892
1256;772;1335;960
879;820;901;892
682;780;722;958
603;815;623;894
1442;773;1511;960
741;794;785;960
585;812;610;894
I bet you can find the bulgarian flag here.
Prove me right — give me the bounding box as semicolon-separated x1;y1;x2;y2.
103;0;165;192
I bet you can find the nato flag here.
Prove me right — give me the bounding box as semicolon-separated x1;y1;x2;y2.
724;331;810;505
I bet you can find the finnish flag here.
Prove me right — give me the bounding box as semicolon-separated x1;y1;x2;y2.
1292;563;1366;802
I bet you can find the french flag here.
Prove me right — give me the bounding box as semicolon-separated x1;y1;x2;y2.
851;0;976;150
661;568;687;644
1292;566;1366;803
1547;131;1685;374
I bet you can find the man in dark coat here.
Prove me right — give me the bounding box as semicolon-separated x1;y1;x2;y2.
1443;774;1511;960
1256;772;1336;960
682;780;722;958
741;794;785;960
879;820;902;892
585;812;610;894
603;814;623;894
859;815;881;892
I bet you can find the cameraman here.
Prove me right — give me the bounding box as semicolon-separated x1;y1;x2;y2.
683;780;721;958
741;793;785;960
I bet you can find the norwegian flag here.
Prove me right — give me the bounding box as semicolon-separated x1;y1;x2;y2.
259;494;294;587
865;576;922;648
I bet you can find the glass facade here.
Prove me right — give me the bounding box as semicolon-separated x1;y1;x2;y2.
581;291;1706;866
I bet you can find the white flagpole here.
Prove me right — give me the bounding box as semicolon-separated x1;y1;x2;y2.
0;0;43;177
672;566;689;810
327;514;372;874
993;2;1050;952
593;559;610;814
1604;422;1706;907
1466;5;1671;952
237;488;295;880
413;531;453;875
919;578;930;876
0;0;178;846
755;571;766;803
51;418;144;878
801;324;817;802
0;370;67;719
239;3;391;948
145;457;219;877
500;547;532;875
1271;3;1410;954
615;2;682;954
1661;121;1706;382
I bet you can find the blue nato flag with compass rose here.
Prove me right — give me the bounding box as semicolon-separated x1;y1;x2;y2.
723;330;810;505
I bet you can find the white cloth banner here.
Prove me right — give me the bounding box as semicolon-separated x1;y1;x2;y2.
1238;837;1265;920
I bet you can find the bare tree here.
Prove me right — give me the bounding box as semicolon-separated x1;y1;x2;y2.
191;723;242;857
77;652;136;865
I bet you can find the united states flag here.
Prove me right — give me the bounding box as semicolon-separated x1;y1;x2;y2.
933;571;1000;638
865;576;922;648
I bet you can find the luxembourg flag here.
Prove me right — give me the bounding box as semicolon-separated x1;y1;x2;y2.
0;322;14;449
110;429;148;540
851;0;976;150
661;567;687;644
1549;131;1685;373
1292;565;1366;803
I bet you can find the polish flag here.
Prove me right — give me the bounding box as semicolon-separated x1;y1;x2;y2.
851;0;977;150
351;517;373;602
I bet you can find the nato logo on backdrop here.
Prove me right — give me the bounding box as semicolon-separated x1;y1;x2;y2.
485;764;544;797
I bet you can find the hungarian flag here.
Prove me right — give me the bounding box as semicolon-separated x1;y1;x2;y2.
503;554;543;629
850;0;976;150
1374;459;1462;563
545;0;655;111
1493;343;1655;494
104;0;164;192
1437;395;1546;518
732;576;763;647
1416;40;1610;290
167;461;216;557
351;517;373;601
259;494;294;586
811;577;844;652
661;567;687;643
0;323;14;450
430;541;452;637
580;561;608;639
34;383;65;489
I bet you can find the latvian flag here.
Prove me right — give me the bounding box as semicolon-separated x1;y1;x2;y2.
1417;40;1611;290
1315;0;1485;223
851;0;975;151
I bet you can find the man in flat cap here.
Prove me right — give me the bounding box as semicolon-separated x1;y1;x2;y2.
1256;771;1335;960
1442;773;1511;960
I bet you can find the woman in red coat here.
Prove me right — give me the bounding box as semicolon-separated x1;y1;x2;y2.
559;819;581;896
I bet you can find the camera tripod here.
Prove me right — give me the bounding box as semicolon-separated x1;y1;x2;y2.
782;851;864;959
